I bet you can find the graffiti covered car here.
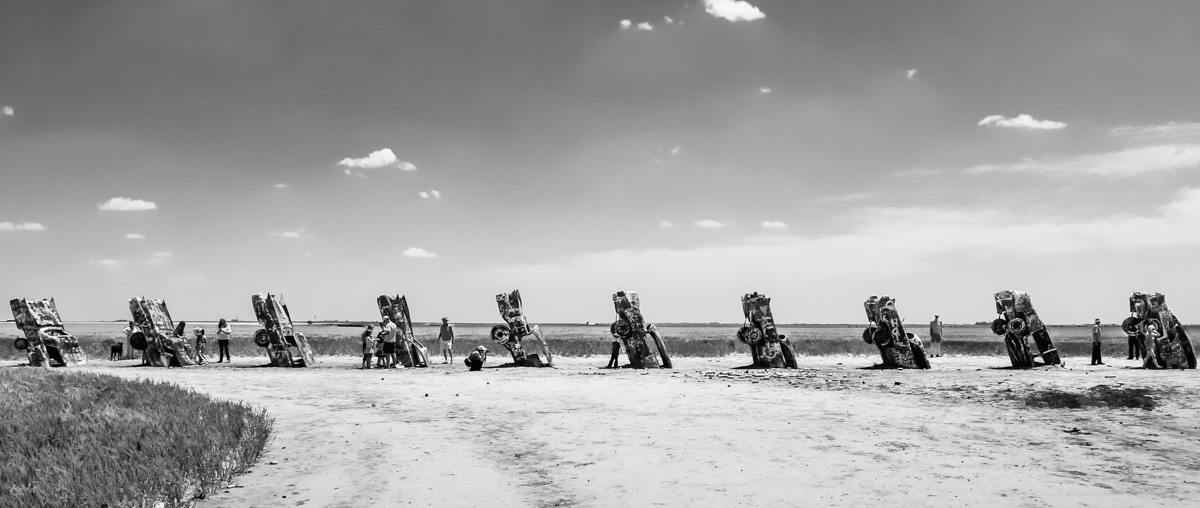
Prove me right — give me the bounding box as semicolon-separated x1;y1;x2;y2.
376;294;429;368
128;297;197;368
610;291;672;369
490;290;553;367
1124;292;1196;369
10;298;85;367
862;295;930;369
737;292;798;368
990;290;1062;368
251;293;316;367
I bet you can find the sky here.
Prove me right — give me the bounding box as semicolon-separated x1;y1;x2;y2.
3;0;1200;325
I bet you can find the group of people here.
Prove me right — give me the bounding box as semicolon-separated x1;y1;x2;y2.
121;318;233;365
1091;318;1152;366
359;316;487;370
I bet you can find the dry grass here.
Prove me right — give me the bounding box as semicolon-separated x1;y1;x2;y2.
0;369;273;507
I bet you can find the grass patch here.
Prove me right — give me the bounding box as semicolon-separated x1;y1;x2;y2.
1022;384;1160;410
0;368;273;507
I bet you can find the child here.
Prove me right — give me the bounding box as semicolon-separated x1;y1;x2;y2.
360;325;375;370
194;327;208;365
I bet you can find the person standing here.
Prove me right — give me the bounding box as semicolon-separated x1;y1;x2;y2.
1127;328;1141;360
439;317;455;364
606;336;621;368
1090;319;1104;366
929;315;944;357
194;327;208;365
465;345;488;371
360;324;376;370
122;321;136;360
216;318;233;363
381;316;400;369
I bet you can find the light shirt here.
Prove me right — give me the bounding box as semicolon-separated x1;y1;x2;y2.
383;322;398;343
123;325;135;340
217;325;232;341
362;332;376;355
1092;325;1102;343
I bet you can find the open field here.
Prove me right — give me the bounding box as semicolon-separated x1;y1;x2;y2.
5;323;1191;362
4;351;1197;507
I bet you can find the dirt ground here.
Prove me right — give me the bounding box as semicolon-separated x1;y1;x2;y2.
11;353;1200;507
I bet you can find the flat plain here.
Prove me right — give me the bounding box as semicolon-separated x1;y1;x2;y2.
6;347;1198;507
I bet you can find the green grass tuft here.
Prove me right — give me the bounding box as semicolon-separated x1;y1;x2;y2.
0;369;273;507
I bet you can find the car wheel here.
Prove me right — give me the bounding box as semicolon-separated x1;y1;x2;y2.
253;329;270;348
14;338;29;351
990;318;1007;336
129;332;148;351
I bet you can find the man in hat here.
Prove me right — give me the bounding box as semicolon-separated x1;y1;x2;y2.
929;314;944;357
1091;318;1104;366
465;345;488;371
439;317;455;364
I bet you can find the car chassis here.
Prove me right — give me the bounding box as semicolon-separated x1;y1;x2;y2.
1123;292;1196;369
10;298;86;368
610;291;672;369
862;295;930;369
128;296;197;368
990;290;1062;368
490;290;553;367
251;293;316;367
738;292;798;368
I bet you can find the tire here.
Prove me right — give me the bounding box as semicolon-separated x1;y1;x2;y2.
129;331;148;351
1008;317;1027;336
253;329;270;348
990;318;1007;336
610;320;632;339
1121;316;1142;335
862;328;874;344
737;326;752;344
873;328;893;348
14;338;28;351
490;324;512;344
744;327;762;344
911;343;931;369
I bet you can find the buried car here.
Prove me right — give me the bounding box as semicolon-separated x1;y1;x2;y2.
610;291;672;369
10;298;86;367
490;290;553;367
738;292;798;368
862;295;930;369
1123;292;1196;369
128;297;197;368
376;294;429;368
991;290;1062;368
251;293;316;367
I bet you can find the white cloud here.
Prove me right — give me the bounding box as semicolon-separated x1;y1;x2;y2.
125;233;145;240
1110;122;1200;142
664;16;675;24
0;221;46;232
274;183;289;189
761;221;788;229
890;168;942;177
817;192;875;203
99;197;157;211
968;144;1200;178
337;148;416;171
419;191;430;198
2;106;12;116
146;251;172;265
88;259;124;271
759;87;772;94
637;22;654;31
978;114;1066;130
703;0;765;22
695;219;727;228
905;69;917;79
402;247;438;259
659;221;678;228
431;190;441;199
670;146;682;155
619;19;632;29
270;229;313;239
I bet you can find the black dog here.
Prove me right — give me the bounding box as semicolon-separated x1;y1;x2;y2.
110;342;124;361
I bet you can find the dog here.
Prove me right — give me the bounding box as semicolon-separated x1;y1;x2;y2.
110;342;124;361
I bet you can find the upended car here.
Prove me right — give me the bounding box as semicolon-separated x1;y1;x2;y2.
128;296;197;368
610;291;672;369
10;297;86;367
251;293;316;367
990;290;1062;368
862;295;930;369
738;292;798;368
490;289;553;367
1123;292;1196;369
376;294;429;368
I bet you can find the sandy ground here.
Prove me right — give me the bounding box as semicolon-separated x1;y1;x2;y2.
9;353;1200;507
